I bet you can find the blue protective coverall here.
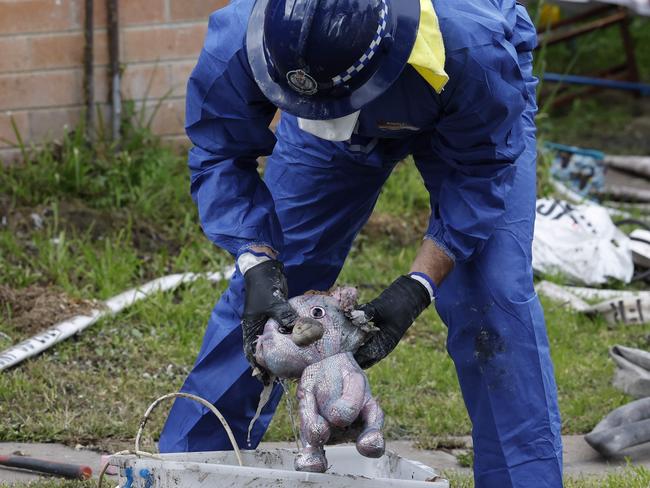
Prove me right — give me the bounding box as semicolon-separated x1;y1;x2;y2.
159;1;564;486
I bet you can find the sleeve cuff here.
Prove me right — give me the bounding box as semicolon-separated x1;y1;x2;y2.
423;228;457;264
235;242;279;259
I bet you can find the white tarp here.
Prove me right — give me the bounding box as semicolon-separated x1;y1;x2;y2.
533;199;634;285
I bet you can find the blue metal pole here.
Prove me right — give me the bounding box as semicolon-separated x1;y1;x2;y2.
543;72;650;96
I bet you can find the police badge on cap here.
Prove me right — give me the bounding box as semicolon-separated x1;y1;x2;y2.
286;69;318;95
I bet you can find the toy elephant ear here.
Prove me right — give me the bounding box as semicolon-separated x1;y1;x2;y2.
331;287;358;313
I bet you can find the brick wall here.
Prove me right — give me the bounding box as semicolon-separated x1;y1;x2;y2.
0;0;227;163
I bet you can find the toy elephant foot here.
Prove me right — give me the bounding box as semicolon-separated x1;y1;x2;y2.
356;428;385;458
294;445;328;473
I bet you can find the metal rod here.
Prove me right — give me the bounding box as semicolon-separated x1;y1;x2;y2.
83;0;94;137
542;63;628;98
107;0;121;142
536;4;616;34
537;9;628;47
618;11;641;88
0;456;92;480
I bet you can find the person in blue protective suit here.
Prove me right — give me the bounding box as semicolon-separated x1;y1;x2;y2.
159;0;564;486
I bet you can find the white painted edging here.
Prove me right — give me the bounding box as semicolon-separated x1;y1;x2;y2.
0;268;234;372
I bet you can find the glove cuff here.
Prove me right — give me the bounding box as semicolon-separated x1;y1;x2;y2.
237;251;274;275
376;275;432;332
408;272;437;303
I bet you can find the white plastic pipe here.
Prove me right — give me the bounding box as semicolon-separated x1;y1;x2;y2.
0;268;234;372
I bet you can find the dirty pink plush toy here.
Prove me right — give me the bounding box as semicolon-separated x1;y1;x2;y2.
255;287;385;473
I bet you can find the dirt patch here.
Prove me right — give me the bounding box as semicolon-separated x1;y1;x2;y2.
414;436;469;451
0;285;100;336
361;212;427;246
1;200;179;255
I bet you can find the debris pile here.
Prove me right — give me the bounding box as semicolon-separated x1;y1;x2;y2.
536;144;650;306
539;143;650;458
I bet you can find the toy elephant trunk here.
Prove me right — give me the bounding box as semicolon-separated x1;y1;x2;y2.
255;287;385;473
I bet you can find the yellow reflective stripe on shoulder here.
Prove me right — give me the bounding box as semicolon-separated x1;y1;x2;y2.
407;0;449;94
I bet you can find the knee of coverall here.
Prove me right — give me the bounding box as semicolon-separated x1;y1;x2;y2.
434;112;541;366
158;271;285;453
435;229;562;478
190;271;246;367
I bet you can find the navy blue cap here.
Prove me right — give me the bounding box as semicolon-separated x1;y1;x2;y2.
246;0;420;120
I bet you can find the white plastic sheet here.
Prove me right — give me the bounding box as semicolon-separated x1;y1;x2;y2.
533;199;634;285
630;229;650;268
536;281;650;325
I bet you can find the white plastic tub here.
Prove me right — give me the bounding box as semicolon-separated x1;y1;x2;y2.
110;446;449;488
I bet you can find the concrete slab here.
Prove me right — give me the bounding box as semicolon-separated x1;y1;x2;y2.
0;443;103;485
253;437;650;477
262;440;473;475
562;435;650;476
2;435;650;484
264;436;650;477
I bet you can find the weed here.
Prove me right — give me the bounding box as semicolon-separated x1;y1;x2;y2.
455;450;474;469
444;463;650;487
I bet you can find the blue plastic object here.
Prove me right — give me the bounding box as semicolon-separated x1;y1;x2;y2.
543;72;650;96
247;0;420;119
161;1;564;487
545;142;606;198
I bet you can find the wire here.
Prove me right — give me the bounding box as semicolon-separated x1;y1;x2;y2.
280;379;302;451
98;392;242;488
134;392;242;466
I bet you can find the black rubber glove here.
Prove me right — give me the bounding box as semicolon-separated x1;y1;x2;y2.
354;276;431;369
242;259;298;383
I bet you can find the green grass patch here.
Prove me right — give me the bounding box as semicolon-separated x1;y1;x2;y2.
444;464;650;488
0;141;640;450
2;42;650;473
527;0;650;155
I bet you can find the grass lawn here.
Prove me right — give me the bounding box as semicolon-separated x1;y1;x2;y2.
0;118;646;453
2;6;650;487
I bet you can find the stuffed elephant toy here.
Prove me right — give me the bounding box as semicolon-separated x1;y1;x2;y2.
255;287;385;473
